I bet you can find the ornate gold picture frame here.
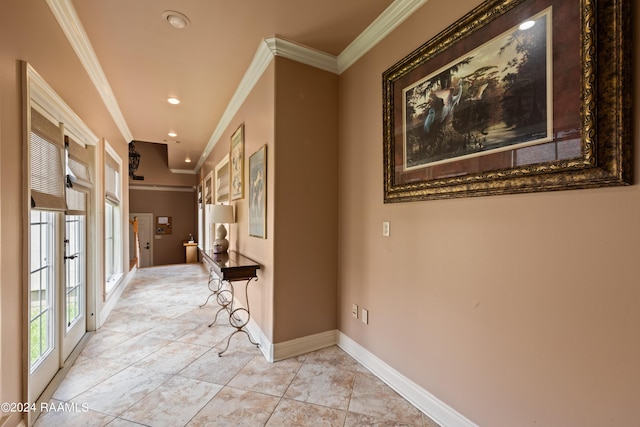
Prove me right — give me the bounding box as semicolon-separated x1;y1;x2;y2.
383;0;631;202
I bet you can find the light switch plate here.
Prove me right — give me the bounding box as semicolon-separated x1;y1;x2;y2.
382;221;390;237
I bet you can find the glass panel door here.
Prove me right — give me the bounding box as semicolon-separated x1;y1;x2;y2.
63;214;86;360
29;210;60;401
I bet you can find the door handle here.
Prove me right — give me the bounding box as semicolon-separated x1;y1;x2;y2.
145;242;150;250
64;254;77;263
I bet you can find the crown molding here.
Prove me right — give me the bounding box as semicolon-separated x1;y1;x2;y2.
195;38;275;171
48;0;426;171
264;37;339;74
45;0;133;143
337;0;428;73
197;1;426;171
129;185;195;193
169;168;197;175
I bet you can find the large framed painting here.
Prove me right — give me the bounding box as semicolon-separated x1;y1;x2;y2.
230;124;244;201
249;145;267;238
383;0;631;202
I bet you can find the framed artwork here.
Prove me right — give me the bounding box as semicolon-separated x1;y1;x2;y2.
382;0;631;202
249;145;267;238
230;124;244;200
215;154;230;203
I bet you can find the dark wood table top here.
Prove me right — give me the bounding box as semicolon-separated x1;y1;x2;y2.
201;250;260;282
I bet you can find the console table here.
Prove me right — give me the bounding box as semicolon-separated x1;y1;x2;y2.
200;249;260;356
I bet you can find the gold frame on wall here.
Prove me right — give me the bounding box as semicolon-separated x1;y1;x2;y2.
382;0;631;202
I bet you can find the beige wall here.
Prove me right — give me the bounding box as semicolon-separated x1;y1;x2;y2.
196;57;339;345
129;141;196;188
338;1;640;426
129;141;197;265
130;189;196;265
198;61;276;340
272;58;339;342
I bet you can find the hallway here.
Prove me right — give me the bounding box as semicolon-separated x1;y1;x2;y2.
35;263;438;426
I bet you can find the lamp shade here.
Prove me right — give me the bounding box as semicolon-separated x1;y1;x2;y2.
211;204;235;223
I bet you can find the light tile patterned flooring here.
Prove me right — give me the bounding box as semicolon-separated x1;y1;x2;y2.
36;263;439;427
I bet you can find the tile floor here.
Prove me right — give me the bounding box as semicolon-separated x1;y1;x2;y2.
35;263;440;427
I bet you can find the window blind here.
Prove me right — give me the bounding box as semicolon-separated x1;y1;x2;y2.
105;152;120;203
30;108;66;210
66;135;92;189
66;187;87;215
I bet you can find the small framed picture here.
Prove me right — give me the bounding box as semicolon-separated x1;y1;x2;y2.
230;124;244;200
249;145;267;238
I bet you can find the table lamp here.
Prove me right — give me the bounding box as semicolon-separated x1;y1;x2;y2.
211;204;235;253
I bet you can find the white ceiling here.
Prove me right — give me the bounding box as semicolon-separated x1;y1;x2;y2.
49;0;426;172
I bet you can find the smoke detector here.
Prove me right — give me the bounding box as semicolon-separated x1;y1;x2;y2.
162;10;191;29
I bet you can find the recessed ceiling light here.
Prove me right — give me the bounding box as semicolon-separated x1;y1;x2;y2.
167;97;180;105
185;157;192;163
162;10;191;29
168;132;177;137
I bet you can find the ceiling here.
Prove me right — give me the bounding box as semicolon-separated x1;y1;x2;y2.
48;0;424;173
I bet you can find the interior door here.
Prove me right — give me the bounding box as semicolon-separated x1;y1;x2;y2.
131;213;153;267
62;214;86;360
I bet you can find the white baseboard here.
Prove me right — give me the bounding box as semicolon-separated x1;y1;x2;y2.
229;297;474;426
272;330;338;362
336;332;477;427
244;316;273;361
98;267;136;327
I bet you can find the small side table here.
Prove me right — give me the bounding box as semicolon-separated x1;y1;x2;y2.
184;242;198;263
201;250;260;356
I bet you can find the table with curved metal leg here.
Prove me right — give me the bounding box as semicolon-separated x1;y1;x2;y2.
199;268;222;308
201;250;261;356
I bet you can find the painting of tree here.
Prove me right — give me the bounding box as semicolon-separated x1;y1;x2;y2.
403;9;551;169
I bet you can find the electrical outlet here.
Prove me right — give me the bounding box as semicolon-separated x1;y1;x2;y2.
382;221;390;237
352;304;358;319
362;308;369;324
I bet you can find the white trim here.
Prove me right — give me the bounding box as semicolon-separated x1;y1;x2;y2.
244;317;273;362
237;311;337;363
45;0;133;143
48;0;426;171
337;0;429;73
195;39;274;171
194;0;427;171
337;332;478;427
98;267;135;327
169;168;197;175
129;185;195;193
273;330;337;362
264;37;339;74
247;326;477;426
104;141;121;168
26;63;98;147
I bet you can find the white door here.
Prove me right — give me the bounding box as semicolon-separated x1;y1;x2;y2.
29;210;60;401
130;213;153;268
62;214;86;360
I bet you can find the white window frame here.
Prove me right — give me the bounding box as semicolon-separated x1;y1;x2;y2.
104;143;123;294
